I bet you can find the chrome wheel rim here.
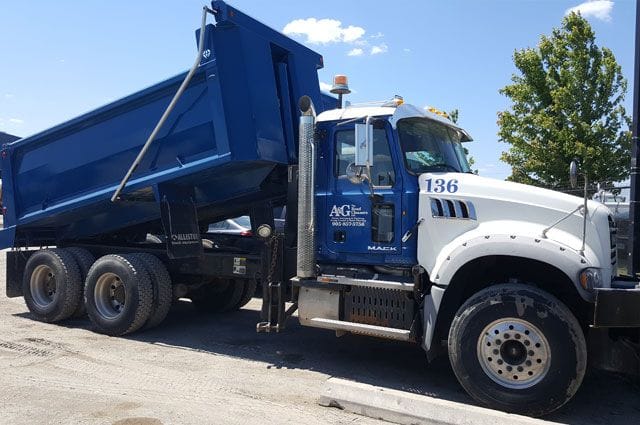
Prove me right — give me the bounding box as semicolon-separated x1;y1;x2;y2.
477;318;551;389
94;272;125;319
30;264;57;309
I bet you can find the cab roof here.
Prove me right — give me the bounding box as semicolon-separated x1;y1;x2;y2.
316;103;473;142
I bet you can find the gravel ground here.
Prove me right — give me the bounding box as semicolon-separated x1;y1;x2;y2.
0;251;639;425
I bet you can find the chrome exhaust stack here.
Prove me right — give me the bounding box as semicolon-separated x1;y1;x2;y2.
297;96;317;278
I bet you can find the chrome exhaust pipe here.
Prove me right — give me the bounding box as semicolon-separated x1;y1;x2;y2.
297;96;317;278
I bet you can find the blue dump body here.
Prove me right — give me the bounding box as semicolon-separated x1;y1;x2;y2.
0;1;333;248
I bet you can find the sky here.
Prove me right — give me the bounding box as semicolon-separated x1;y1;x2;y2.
0;0;636;180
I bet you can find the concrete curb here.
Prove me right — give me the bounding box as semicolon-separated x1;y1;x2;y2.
319;378;555;425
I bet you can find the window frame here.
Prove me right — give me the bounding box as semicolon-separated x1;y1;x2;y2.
396;117;470;176
333;126;396;189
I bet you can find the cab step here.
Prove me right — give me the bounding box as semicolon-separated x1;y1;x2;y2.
309;318;412;342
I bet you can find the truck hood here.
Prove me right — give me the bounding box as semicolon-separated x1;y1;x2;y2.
450;173;591;214
416;172;613;284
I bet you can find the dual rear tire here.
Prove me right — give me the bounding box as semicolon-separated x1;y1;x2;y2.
23;249;173;335
84;254;154;336
23;249;83;323
190;278;257;313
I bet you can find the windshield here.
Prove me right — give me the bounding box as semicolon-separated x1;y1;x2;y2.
233;216;251;228
397;118;471;174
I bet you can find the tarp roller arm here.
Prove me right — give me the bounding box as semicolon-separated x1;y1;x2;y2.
111;5;216;202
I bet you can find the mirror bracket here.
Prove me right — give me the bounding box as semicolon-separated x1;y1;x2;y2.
355;117;374;167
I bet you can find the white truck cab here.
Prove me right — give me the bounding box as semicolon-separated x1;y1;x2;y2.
295;96;620;416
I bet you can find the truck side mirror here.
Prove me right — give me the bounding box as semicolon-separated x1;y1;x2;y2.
569;160;579;189
355;122;373;167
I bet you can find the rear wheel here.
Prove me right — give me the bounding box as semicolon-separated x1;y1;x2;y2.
22;249;82;322
85;254;153;336
232;278;257;310
65;247;95;317
447;284;587;417
133;253;173;329
191;278;244;313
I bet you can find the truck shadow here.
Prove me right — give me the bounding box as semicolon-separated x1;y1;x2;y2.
130;300;640;424
16;299;640;424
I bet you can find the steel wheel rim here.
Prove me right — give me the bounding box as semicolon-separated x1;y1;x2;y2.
94;272;126;319
30;264;57;309
477;318;551;389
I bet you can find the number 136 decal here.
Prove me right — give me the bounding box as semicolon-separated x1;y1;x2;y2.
424;178;459;193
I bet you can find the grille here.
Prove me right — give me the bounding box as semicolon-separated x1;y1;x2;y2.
343;286;414;329
609;215;617;266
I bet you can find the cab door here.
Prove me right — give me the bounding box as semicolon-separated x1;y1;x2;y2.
322;121;404;263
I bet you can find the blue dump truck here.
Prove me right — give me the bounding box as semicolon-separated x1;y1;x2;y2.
3;1;640;417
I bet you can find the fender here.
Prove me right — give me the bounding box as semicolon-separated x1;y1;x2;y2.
432;233;598;301
421;227;599;356
421;220;610;300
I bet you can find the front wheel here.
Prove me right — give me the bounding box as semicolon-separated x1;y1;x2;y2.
447;284;586;417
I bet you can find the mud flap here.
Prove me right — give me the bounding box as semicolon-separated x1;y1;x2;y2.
160;195;203;259
588;328;640;378
5;250;35;297
593;288;640;327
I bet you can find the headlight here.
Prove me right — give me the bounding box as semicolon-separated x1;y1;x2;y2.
579;268;602;291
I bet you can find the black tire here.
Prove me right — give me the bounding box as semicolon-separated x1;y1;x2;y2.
191;278;244;313
447;284;587;417
85;254;153;336
65;247;95;317
133;253;173;329
22;249;82;323
232;278;257;310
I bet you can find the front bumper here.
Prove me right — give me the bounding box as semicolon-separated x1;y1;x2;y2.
593;282;640;328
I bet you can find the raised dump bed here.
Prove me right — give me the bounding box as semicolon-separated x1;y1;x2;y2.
0;1;328;248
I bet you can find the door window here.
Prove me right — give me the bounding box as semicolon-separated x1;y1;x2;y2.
335;128;395;187
372;204;394;243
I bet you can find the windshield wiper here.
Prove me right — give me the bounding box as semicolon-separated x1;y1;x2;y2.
428;163;460;172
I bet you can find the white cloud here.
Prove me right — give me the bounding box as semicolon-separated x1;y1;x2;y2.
9;118;24;124
347;48;364;57
370;43;388;55
341;25;365;43
283;18;365;44
319;82;332;92
4;93;14;99
403;48;411;53
369;32;384;39
566;1;613;22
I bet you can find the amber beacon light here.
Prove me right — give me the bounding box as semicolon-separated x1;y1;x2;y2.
330;74;351;108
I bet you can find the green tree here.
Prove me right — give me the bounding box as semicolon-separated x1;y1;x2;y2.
498;12;630;190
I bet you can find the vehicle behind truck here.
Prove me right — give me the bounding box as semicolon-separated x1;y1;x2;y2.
2;1;639;417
